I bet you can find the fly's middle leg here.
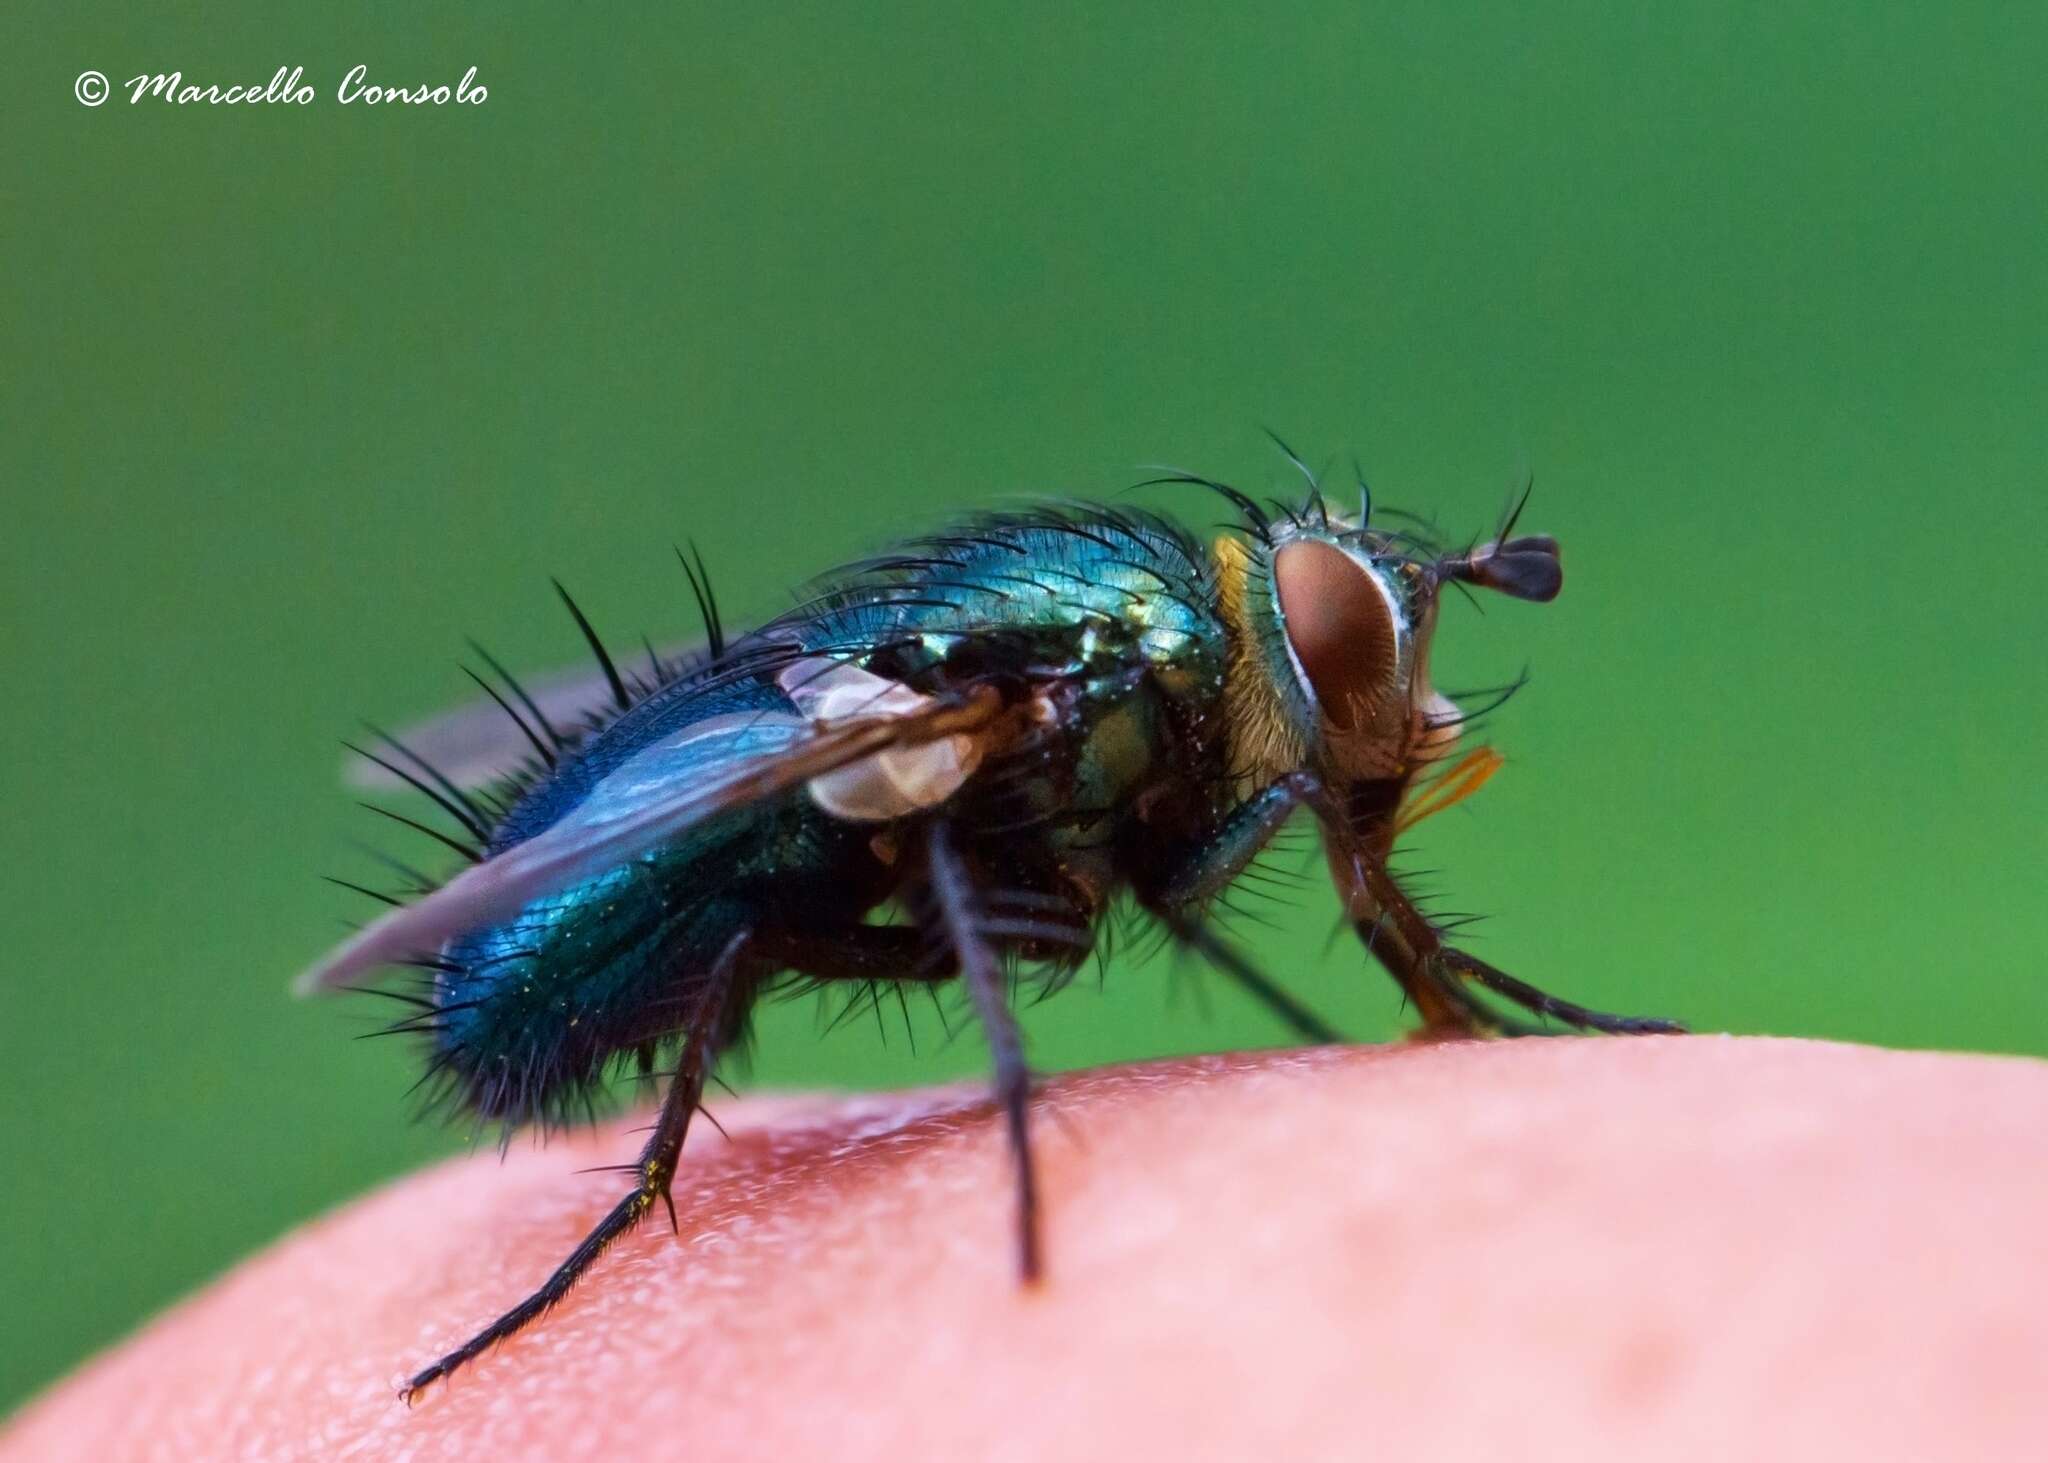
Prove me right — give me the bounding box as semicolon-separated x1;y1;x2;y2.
1135;772;1346;1044
922;818;1044;1282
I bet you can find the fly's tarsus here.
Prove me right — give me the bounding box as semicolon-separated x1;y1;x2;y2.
1437;947;1686;1036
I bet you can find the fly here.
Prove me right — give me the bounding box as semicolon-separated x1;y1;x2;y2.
302;445;1682;1400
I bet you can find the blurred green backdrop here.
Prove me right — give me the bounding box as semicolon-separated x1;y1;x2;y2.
5;0;2046;1411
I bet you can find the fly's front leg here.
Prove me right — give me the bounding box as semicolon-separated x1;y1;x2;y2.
1136;773;1346;1044
1337;842;1684;1038
1333;844;1534;1037
1440;944;1685;1035
1151;773;1682;1039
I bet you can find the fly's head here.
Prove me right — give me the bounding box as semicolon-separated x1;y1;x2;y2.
1215;489;1563;794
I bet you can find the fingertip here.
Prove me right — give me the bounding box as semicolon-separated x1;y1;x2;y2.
8;1039;2048;1460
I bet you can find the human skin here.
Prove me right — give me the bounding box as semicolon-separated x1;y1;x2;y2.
5;1036;2047;1461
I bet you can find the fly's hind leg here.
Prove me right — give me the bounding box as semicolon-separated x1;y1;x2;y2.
401;930;753;1402
922;819;1044;1281
757;834;1057;1281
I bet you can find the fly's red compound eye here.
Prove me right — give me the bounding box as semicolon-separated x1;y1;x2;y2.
1273;538;1398;732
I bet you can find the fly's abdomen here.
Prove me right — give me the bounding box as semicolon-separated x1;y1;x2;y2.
430;796;875;1125
418;676;876;1125
434;853;743;1124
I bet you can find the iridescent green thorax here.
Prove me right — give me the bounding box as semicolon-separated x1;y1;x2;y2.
785;510;1228;700
781;510;1233;906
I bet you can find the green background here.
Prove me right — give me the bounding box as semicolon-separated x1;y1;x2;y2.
5;1;2045;1412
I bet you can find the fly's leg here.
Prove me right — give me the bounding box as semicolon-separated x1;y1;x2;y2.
1342;847;1684;1037
401;930;752;1402
1162;916;1344;1044
1143;772;1323;909
923;819;1043;1281
1145;772;1682;1039
1439;945;1684;1035
1136;772;1346;1044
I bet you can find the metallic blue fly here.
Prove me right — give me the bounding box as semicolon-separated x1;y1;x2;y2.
304;456;1681;1398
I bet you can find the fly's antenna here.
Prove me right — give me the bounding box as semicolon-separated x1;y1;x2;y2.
675;542;727;660
551;579;631;713
1435;477;1562;604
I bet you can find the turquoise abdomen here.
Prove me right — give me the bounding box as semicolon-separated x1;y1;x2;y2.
431;677;871;1122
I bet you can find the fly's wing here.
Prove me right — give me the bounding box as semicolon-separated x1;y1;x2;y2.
344;639;707;792
297;678;1006;994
